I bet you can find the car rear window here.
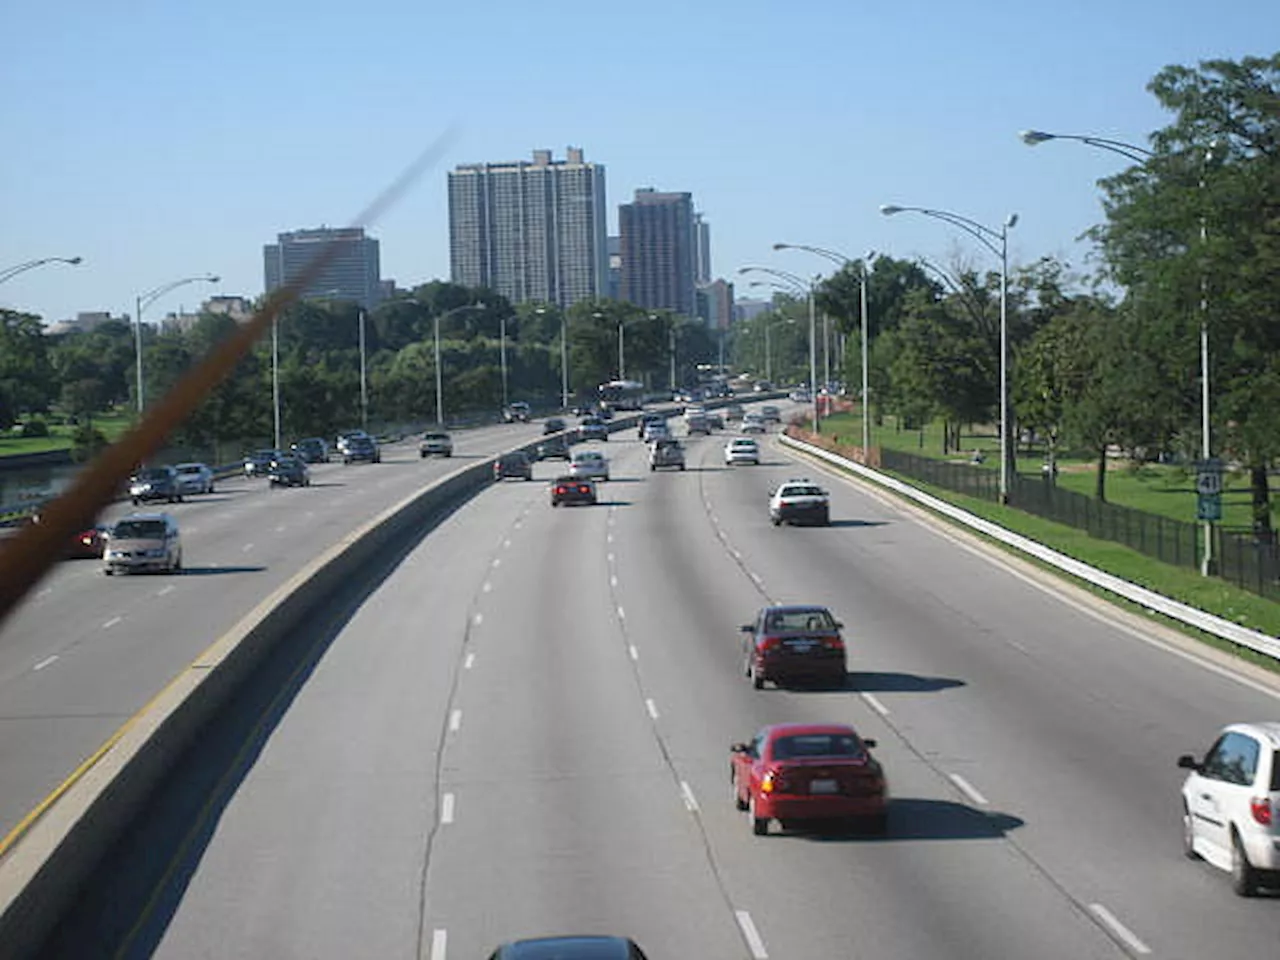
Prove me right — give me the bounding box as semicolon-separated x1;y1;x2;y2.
766;609;836;631
176;465;200;474
139;468;170;480
113;520;166;539
772;734;863;759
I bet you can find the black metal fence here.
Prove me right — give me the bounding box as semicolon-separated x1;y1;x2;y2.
879;448;1280;602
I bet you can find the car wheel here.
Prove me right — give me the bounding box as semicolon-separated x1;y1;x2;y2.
752;663;765;690
1182;805;1200;860
421;451;427;458
771;515;781;527
679;464;686;471
103;568;114;576
749;796;769;836
733;772;749;811
1231;829;1260;896
173;552;182;573
131;498;139;506
650;464;656;472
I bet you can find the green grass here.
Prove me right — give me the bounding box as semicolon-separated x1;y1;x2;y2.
0;412;133;458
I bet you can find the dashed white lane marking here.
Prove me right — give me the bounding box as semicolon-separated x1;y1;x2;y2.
645;698;659;720
860;692;890;716
430;928;447;960
473;613;483;626
731;549;742;560
464;653;476;670
441;793;455;825
155;584;175;597
617;606;626;620
102;616;122;629
948;773;989;807
503;539;511;548
242;543;254;553
36;588;52;599
33;655;58;671
482;581;492;593
305;511;315;520
607;552;615;563
492;558;501;568
749;572;766;588
1006;638;1030;654
274;525;285;533
606;533;614;544
735;910;769;959
449;709;462;733
1088;903;1152;955
680;781;699;812
610;574;618;587
629;645;639;661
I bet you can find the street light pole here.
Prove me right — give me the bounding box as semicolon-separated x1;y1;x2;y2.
667;322;676;393
879;206;1017;501
618;318;626;381
434;312;443;426
500;315;509;411
133;274;220;414
0;256;82;286
272;315;281;449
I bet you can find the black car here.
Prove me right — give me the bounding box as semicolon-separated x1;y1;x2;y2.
243;449;280;478
550;475;598;507
494;451;534;481
537;434;572;461
543;417;568;435
578;416;609;442
128;466;182;505
343;435;381;464
269;455;311;487
291;437;329;463
741;605;847;690
488;937;648;960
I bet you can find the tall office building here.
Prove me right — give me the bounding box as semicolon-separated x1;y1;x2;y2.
619;188;697;317
696;279;735;330
693;212;711;284
448;147;608;308
607;235;622;301
263;227;382;307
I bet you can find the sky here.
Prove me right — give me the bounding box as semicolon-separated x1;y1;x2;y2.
1;0;1272;324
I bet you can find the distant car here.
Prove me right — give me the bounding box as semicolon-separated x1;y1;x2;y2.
569;449;610;482
268;455;310;487
789;389;811;403
685;414;711;436
173;462;215;496
486;936;650;959
1178;722;1280;896
343;435;380;464
741;414;766;434
494;451;534;481
503;401;531;423
550;475;598;507
724;403;746;421
649;438;686;472
64;524;109;560
770;480;831;526
638;412;666;438
725;437;760;465
706;412;725;430
292;437;330;463
420;430;454;458
537;434;573;461
578;416;609;442
243;449;280;478
741;604;847;689
760;405;782;424
731;723;886;836
335;431;371;457
753;379;774;393
129;466;182;505
103;512;182;576
543;417;568;435
642;420;671;443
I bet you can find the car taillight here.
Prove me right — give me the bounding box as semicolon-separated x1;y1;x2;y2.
761;768;792;794
1250;796;1273;826
578;485;589;493
555;486;567;494
823;637;845;651
758;635;782;652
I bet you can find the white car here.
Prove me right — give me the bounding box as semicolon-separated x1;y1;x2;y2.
1179;722;1280;895
769;480;831;526
569;449;610;482
173;462;215;495
643;421;671;443
724;438;760;466
741;415;766;434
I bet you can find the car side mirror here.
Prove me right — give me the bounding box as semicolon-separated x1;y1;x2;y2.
862;739;877;749
730;743;750;754
834;622;844;629
739;624;754;634
1177;754;1200;771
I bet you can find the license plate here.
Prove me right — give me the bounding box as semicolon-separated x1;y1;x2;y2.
785;640;817;652
810;779;839;794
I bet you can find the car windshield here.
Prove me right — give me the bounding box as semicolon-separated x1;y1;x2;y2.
732;440;756;448
137;468;170;481
765;609;836;631
175;465;201;474
111;520;166;540
782;486;824;497
575;452;602;462
772;734;864;759
424;433;448;441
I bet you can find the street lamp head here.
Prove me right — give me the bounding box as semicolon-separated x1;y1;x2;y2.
1020;129;1056;146
207;275;221;283
771;243;791;251
879;204;903;216
1004;213;1019;230
68;257;83;265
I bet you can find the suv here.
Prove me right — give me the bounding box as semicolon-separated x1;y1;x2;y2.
1179;722;1280;895
769;480;831;526
103;513;182;576
420;430;454;458
343;435;380;464
129;466;182;504
503;401;531;423
649;438;686;472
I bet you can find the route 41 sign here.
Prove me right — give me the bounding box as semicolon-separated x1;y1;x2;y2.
1195;458;1223;520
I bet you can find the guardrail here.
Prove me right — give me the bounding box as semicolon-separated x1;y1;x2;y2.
780;432;1280;662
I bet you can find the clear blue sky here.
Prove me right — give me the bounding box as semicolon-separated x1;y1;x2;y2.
1;0;1270;324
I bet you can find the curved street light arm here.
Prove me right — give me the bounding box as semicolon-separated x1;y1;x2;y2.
138;274;220;315
891;206;1005;259
1020;129;1153;163
0;256;83;286
738;265;809;294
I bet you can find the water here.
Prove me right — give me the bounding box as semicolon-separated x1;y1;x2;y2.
0;462;81;513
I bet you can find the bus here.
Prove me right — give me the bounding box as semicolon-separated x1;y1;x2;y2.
597;380;646;411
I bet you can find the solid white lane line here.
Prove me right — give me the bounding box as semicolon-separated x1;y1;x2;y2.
617;605;626;620
441;793;455;825
680;781;699;812
948;773;989;807
102;616;122;629
629;645;639;661
33;655;58;671
734;910;769;960
156;585;175;597
482;581;492;593
860;692;890;716
607;533;614;544
645;698;659;720
473;613;483;626
449;709;462;733
1088;903;1152;955
607;552;615;563
610;575;618;588
274;525;285;533
464;653;476;670
242;543;254;552
431;928;447;960
35;588;52;599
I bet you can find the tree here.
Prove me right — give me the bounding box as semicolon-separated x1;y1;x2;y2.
0;309;56;413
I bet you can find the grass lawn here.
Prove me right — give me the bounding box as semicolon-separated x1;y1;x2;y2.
0;412;133;458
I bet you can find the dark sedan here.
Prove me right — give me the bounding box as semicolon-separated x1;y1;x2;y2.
536;434;572;461
343;436;381;464
494;451;534;481
488;937;649;959
577;416;609;442
268;455;311;487
741;604;847;689
129;466;182;504
550;476;597;506
291;437;329;463
543;417;568;435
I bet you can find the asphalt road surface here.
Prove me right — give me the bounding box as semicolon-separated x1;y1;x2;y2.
41;405;1280;958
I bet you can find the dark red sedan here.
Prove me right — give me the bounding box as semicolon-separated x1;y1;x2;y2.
66;525;109;559
740;604;847;689
731;723;887;836
550;476;597;507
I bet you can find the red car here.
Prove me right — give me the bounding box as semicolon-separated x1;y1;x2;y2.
550;476;597;507
731;723;887;836
66;525;108;559
740;604;847;689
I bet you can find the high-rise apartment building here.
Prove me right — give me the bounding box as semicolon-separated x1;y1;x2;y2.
696;279;735;330
263;227;382;307
448;147;608;308
618;188;697;317
607;236;622;301
693;212;711;285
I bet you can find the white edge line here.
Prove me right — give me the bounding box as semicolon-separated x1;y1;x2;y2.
464;653;475;670
156;585;174;597
473;613;483;626
734;910;769;960
610;575;619;587
33;655;58;671
441;792;455;825
1088;903;1152;955
629;644;639;661
617;605;626;620
482;581;492;593
860;692;890;716
431;927;448;960
680;780;699;812
645;698;659;720
102;616;122;629
449;709;462;733
948;772;989;807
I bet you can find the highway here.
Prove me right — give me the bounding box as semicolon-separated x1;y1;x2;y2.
39;404;1280;958
0;420;550;840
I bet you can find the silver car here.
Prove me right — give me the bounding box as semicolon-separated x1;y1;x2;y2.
173;462;215;495
569;449;610;482
103;513;182;575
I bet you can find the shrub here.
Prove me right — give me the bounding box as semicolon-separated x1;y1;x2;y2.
20;419;49;438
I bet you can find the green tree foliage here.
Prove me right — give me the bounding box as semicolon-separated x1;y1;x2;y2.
0;309;56;414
